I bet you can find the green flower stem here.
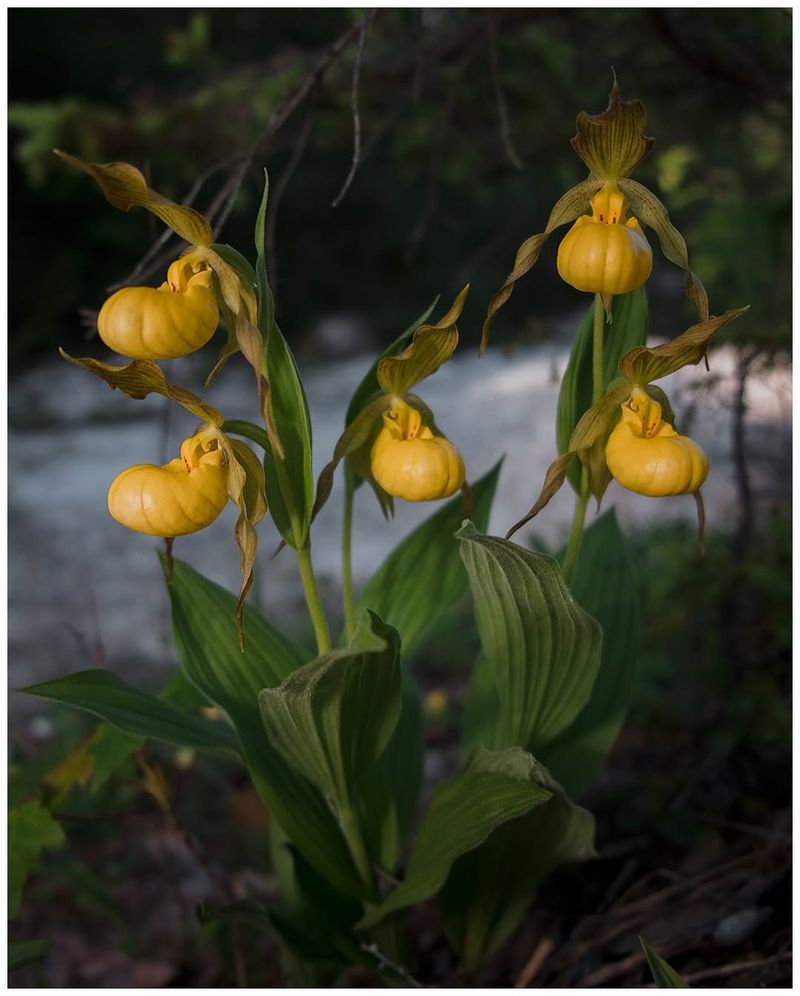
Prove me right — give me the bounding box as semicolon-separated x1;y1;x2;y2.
342;472;357;642
220;419;269;450
295;542;332;655
563;293;606;583
270;452;332;656
339;800;376;899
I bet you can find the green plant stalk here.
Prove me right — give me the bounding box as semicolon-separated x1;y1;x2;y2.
339;799;376;899
295;543;332;655
272;453;332;655
342;472;357;642
563;293;605;583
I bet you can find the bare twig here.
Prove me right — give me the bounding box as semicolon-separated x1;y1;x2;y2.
332;11;374;207
487;14;524;170
102;15;370;301
360;942;423;988
514;936;556;988
680;950;792;985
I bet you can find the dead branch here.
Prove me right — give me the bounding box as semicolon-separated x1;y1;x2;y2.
331;10;375;207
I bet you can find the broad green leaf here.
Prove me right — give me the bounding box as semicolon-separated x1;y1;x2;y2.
439;762;595;969
87;668;209;791
557;288;648;492
640;937;689;987
255;173;314;549
480;177;603;351
618;177;709;321
20;670;241;757
164;556;365;898
59;350;223;426
358;747;551;930
461;651;502;755
259;611;401;808
376;285;468;396
54;149;213;246
619;307;750;385
9;802;65;917
571;81;654;179
457;523;602;752
356;462;501;654
379;675;424;841
9;939;49;971
542;511;641;796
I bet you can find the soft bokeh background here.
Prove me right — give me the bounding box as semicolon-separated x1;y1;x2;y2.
9;9;791;987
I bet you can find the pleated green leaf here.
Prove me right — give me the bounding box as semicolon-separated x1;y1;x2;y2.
640;938;689;987
358;747;552;929
439;762;595;969
543;510;641;796
164;556;365;899
557;288;648;492
255;173;314;549
259;611;401;807
19;670;240;757
457;523;602;752
356;463;501;654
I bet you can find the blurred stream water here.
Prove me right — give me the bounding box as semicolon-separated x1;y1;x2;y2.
9;332;790;731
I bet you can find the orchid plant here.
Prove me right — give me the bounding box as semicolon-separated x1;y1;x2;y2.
14;81;746;984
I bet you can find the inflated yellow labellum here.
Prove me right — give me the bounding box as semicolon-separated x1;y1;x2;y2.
605;388;708;497
556;182;653;298
54;149;213;247
571;79;654;180
59;349;223;426
107;428;229;538
618;307;750;385
370;399;465;502
481;178;604;351
97;254;219;360
377;285;469;396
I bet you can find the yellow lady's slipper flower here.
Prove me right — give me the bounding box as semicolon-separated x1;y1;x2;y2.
605;387;708;497
557;181;652;296
97;253;219;360
370;399;465;502
107;428;228;536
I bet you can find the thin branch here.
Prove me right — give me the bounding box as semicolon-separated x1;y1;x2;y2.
102;15;371;299
360;942;423;989
332;11;374;207
514;936;556;988
487;13;524;171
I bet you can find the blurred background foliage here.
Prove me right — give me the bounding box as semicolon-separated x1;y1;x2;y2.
9;7;791;363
